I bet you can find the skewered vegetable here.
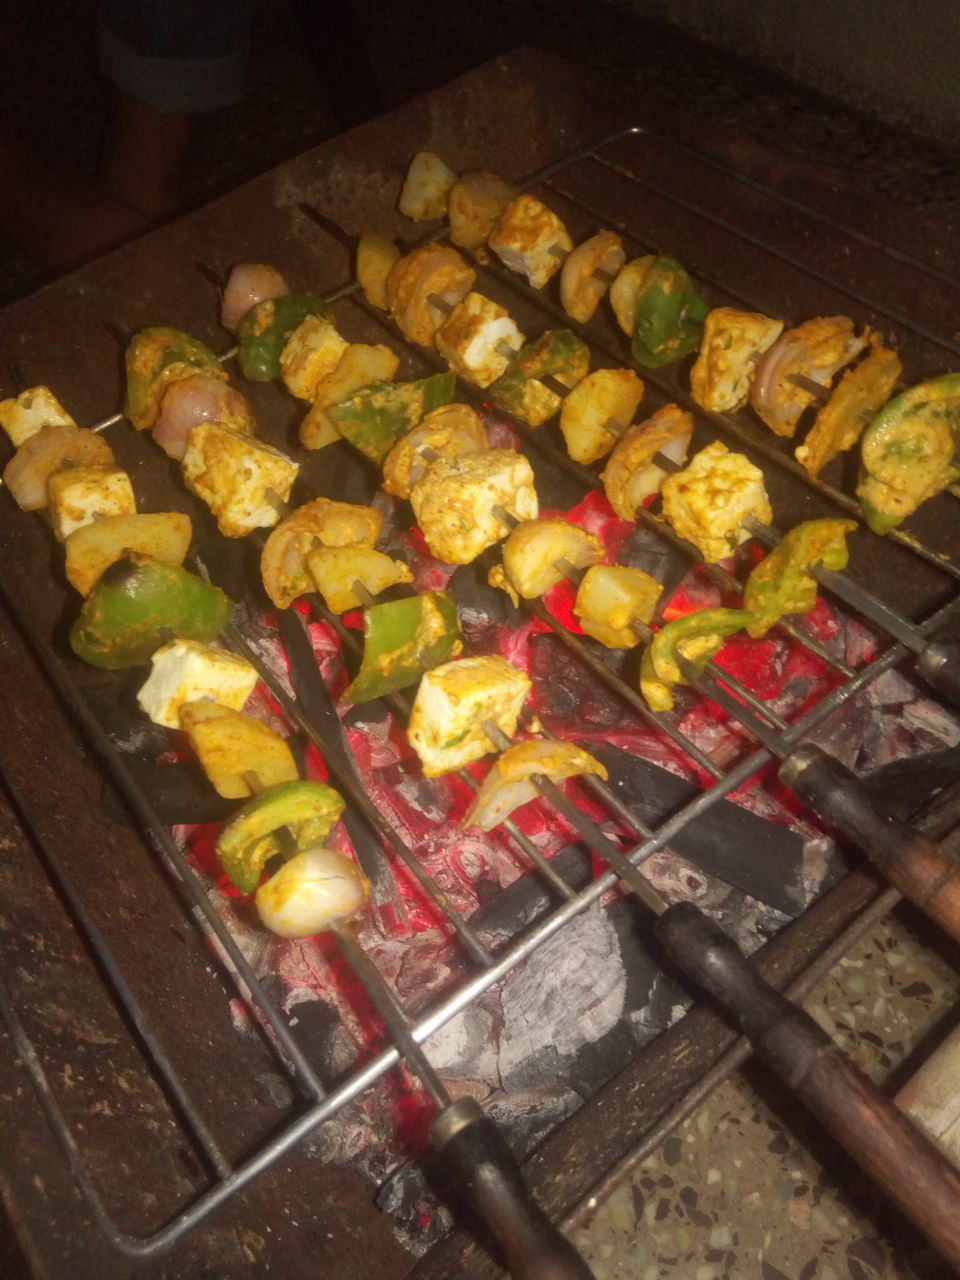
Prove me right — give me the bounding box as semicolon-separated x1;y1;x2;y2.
382;403;488;500
153;373;255;461
629;255;708;369
4;423;115;510
489;329;590;427
857;372;960;533
573;564;663;648
47;464;136;542
64;511;192;596
215;779;345;893
356;235;402;311
434;291;525;388
398;151;457;221
70;556;232;670
137;637;258;728
306;544;414;614
410;448;538;564
385;245;475;347
447;171;517;262
640;608;754;712
407;655;531;777
299;343;400;451
125;328;226;431
488;194;573;289
600;403;693;521
559;367;644;464
256;847;369;937
743;518;857;637
488;518;603;602
181;423;300;538
660;440;772;564
609;255;655;336
278;314;349;400
795;341;902;478
260;496;383;609
179;701;299;799
341;589;462;703
560;231;625;324
689;307;784;413
220;263;290;333
750;316;870;438
327;370;457;464
463;739;608;831
0;385;75;447
236;293;333;382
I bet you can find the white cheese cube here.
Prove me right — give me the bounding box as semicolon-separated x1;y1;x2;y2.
279;315;349;401
488;195;573;289
690;308;784;413
0;386;76;447
138;640;259;729
410;448;539;565
434;292;525;388
47;464;136;542
408;655;531;777
182;422;299;537
661;441;772;564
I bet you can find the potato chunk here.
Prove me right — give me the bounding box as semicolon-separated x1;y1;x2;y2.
357;235;402;311
179;701;299;798
64;511;192;595
300;342;400;451
398;151;456;221
491;518;603;600
408;655;531;777
260;497;383;608
306;544;414;613
559;368;644;465
573;564;662;648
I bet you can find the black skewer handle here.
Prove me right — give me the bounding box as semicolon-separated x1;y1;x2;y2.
655;901;960;1270
431;1098;595;1280
780;743;960;942
917;633;960;708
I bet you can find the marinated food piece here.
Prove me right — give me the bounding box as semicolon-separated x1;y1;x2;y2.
179;701;299;799
256;848;369;937
796;342;903;478
609;255;655;336
153;373;255;461
600;404;693;521
236;293;333;382
489;329;590;427
381;403;488;500
410;448;539;564
216;780;345;894
573;564;663;648
743;518;857;637
64;511;192;596
857;372;960;533
661;440;772;564
559;367;644;464
489;518;603;600
260;497;383;609
356;235;402;311
138;637;257;728
0;385;76;447
398;150;456;221
279;314;349;401
448;171;517;262
640;608;754;712
4;423;114;511
342;590;462;703
690;307;784;413
220;263;290;333
385;244;475;347
47;463;136;542
434;292;525;388
464;739;608;831
306;544;413;614
125;327;225;432
408;655;531;777
630;256;708;369
71;556;232;671
328;370;456;464
560;231;625;324
300;343;400;451
488;194;573;289
750;316;870;438
182;423;299;538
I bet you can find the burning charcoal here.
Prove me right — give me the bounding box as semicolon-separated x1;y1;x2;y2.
530;634;643;732
100;760;236;826
620;521;692;602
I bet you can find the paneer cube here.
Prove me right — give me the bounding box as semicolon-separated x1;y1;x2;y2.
47;464;136;542
182;423;299;538
573;564;662;648
410;449;539;565
408;655;531;777
279;314;349;401
434;292;525;388
488;194;573;289
0;386;76;447
690;307;784;413
660;441;772;564
179;701;298;798
559;368;645;464
138;639;258;729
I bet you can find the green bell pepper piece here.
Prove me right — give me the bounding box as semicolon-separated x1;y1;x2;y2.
640;607;753;712
857;372;960;533
327;370;456;464
216;779;346;893
69;554;233;670
124;327;225;431
489;329;590;427
342;590;462;703
630;256;708;369
236;292;334;381
743;518;857;637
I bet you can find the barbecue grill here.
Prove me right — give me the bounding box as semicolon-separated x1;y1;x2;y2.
1;49;959;1279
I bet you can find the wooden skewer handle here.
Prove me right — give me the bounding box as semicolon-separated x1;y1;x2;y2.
917;634;960;708
656;901;960;1270
780;743;960;942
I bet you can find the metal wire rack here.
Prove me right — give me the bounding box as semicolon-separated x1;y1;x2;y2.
1;123;959;1261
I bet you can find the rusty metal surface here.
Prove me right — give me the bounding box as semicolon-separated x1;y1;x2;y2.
0;46;958;1279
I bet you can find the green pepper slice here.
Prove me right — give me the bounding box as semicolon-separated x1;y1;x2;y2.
69;554;233;669
630;256;708;369
124;327;225;431
236;293;334;381
216;780;346;893
640;607;753;712
857;373;960;533
743;518;857;637
342;590;462;703
489;329;590;427
327;370;456;464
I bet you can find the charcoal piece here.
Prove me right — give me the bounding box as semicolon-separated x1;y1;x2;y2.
531;634;645;733
861;746;960;824
190;527;258;603
449;558;520;627
99;759;235;826
621;521;692;602
469;844;593;937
